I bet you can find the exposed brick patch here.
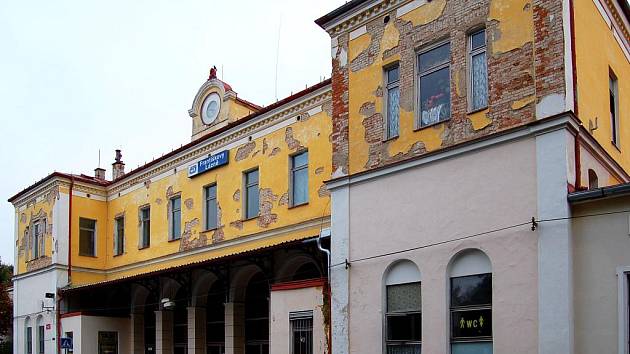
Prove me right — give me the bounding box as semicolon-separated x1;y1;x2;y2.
278;192;289;206
285;127;304;151
184;198;194;210
155;198;163;205
323;101;333;117
258;188;278;228
211;204;224;243
331;33;350;176
26;256;51;272
20;213;26;223
262;138;269;155
236;141;256;161
233;189;240;202
166;186;174;199
315;167;325;175
144;180;151;189
252;150;261;158
230;220;243;230
532;0;566;102
46;186;59;205
318;184;330;198
179;218;205;252
270;147;281;157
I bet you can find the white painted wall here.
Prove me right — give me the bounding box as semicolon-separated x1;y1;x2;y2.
341;137;540;354
270;285;328;354
61;315;131;354
572;196;630;354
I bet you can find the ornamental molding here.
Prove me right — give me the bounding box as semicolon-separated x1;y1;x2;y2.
188;79;229;118
107;86;332;196
322;0;402;36
603;0;630;45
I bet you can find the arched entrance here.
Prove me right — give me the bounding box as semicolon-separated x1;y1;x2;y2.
245;272;269;354
207;280;226;354
173;287;188;354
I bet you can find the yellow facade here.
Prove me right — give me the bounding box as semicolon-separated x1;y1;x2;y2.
12;79;332;286
574;0;630;169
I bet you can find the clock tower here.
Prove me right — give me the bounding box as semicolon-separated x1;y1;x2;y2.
188;66;260;141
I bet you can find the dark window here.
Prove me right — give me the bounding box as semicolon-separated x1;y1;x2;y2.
418;43;451;127
205;184;218;230
143;295;157;354
469;29;488;111
114;216;124;256
207;282;225;354
245;169;260;219
291;152;309;206
610;72;620;146
290;312;313;354
79;218;96;257
98;331;118;354
386;282;421;354
139;207;150;249
450;273;492;353
26;327;33;354
588;169;599;190
385;65;400;138
38;325;44;354
170;196;181;240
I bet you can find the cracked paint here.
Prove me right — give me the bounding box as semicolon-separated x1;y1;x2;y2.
488;0;534;55
399;0;447;26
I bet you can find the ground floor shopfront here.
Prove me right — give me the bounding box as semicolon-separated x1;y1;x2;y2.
59;239;329;354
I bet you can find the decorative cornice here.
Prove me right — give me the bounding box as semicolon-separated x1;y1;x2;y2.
320;0;402;36
604;0;630;44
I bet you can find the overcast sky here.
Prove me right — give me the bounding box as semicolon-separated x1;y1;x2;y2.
0;0;344;265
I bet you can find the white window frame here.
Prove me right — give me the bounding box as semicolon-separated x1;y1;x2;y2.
384;63;400;140
467;28;488;113
290;151;309;207
31;219;46;259
618;266;630;354
415;39;452;130
169;195;182;240
113;215;125;256
610;72;620;148
78;218;97;257
203;183;218;230
243;168;260;220
139;206;150;249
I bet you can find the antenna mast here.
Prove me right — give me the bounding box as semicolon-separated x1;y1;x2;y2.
274;15;282;101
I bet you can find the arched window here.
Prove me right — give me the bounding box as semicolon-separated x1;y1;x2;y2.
384;260;421;354
588;169;598;190
24;317;32;354
449;249;492;354
35;316;44;354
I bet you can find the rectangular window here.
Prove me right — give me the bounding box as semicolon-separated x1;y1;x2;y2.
32;219;45;259
170;196;182;240
244;169;259;219
386;282;421;354
205;184;218;230
38;325;44;354
418;42;451;127
26;327;33;354
79;218;96;257
610;72;620;147
450;273;492;353
385;65;400;139
291;152;309;206
469;29;488;111
98;331;118;354
139;207;150;249
114;216;124;256
290;311;313;354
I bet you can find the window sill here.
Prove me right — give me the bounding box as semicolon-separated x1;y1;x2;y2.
200;227;218;234
288;202;309;209
414;118;450;131
382;134;399;143
612;141;622;152
78;254;98;258
113;252;125;258
467;106;488;115
168;237;181;243
242;216;259;222
138;245;150;250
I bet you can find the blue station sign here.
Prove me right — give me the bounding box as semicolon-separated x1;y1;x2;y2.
188;150;229;178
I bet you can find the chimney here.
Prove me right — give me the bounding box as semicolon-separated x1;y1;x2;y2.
112;149;125;180
94;167;106;180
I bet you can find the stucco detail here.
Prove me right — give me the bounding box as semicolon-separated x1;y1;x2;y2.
258;188;279;228
318;184;330;198
184;198;194;210
270;147;281;157
26;255;52;272
179;218;204;252
278;192;289;207
315;167;325;175
236;141;256;161
285;127;304;151
211;203;224;244
229;220;243;230
232;189;240;202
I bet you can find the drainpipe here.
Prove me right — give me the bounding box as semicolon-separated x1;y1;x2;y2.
68;176;74;283
316;229;331;283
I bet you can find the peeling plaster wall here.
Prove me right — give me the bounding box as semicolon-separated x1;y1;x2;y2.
66;105;332;282
329;0;567;176
574;0;630;171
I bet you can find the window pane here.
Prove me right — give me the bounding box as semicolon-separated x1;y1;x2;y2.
293;152;308;168
206;196;218;229
247;169;259;185
387;313;421;341
471;30;485;50
471;52;488;110
420;67;451;126
79;229;94;256
292;168;309;205
387;283;421;312
387;344;421;354
387;66;399;83
141;208;150;220
450;274;492;307
419;43;450;72
246;185;259;218
206;185;217;199
142;220;150;247
451;342;492;354
79;218;95;230
451;308;492;339
388;86;400;137
172;209;181;238
172;197;181;211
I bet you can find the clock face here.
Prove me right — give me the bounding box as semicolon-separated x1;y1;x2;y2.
202;93;221;125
